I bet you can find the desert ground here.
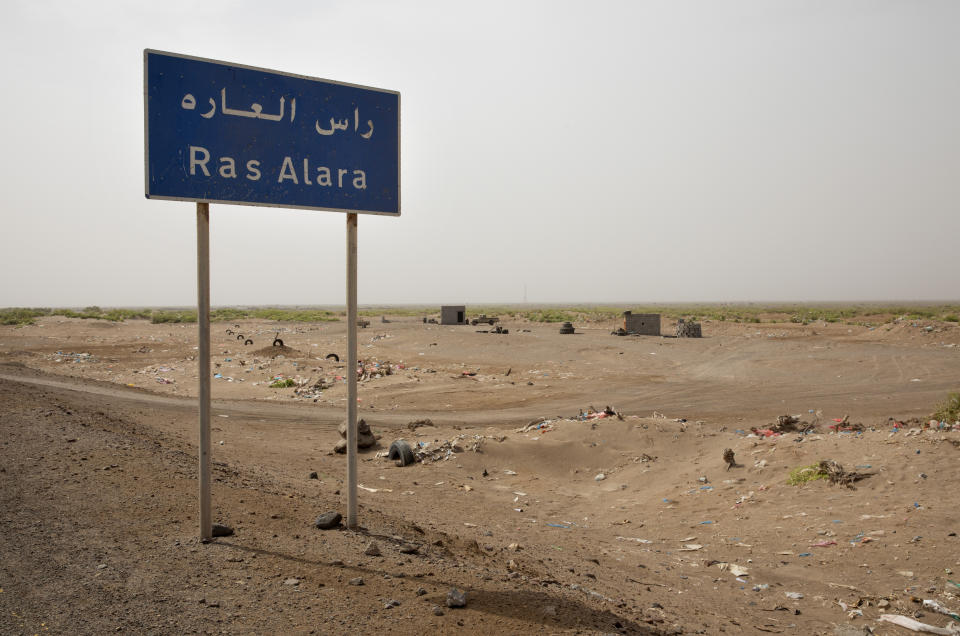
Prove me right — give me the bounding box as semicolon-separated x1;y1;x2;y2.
1;312;959;635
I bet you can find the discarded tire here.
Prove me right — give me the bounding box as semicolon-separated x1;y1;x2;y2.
388;440;415;467
559;322;575;335
237;334;244;341
273;337;284;347
244;339;253;345
226;329;234;335
326;353;339;362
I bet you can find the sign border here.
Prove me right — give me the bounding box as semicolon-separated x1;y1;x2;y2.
143;48;401;216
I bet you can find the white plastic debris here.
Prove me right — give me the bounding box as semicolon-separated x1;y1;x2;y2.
878;614;960;634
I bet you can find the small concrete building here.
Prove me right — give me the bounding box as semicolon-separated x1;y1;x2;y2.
623;311;661;336
440;305;467;325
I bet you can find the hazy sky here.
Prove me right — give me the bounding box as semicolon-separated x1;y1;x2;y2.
1;1;958;307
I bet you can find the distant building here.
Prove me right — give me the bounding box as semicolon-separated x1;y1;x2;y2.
623;311;660;336
440;305;467;325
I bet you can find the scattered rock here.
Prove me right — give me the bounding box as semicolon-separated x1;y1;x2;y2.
314;512;342;530
407;418;434;430
595;473;606;481
283;578;300;586
348;577;364;586
432;605;444;616
364;542;382;556
723;448;736;470
337;419;377;450
399;543;419;554
446;587;467;608
416;587;427;596
309;471;319;479
211;523;234;537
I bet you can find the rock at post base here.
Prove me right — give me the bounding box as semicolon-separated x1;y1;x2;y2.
211;523;234;537
314;512;342;530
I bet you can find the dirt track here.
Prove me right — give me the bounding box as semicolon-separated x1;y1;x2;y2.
2;315;959;634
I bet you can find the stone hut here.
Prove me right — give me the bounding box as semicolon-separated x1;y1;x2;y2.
623;311;661;336
440;305;467;325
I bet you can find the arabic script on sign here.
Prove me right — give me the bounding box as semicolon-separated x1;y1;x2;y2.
180;88;374;139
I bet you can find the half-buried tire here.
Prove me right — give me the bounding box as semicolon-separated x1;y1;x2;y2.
388;440;415;467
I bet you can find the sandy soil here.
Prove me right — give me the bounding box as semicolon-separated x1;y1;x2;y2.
1;315;959;635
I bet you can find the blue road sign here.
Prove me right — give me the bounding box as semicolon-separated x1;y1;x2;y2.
144;50;400;215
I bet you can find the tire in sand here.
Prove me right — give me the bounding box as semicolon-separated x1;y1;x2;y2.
244;339;253;346
326;353;339;362
388;440;415;467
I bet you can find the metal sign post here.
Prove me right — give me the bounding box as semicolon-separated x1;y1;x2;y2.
144;50;399;539
196;202;211;539
346;213;359;528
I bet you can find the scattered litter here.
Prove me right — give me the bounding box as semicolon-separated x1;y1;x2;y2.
578;405;622;421
411;434;487;463
922;599;960;622
616;537;653;544
878;614;960;634
357;484;392;493
715;563;749;576
785;592;803;600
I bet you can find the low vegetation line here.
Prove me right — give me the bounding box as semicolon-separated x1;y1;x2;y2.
2;303;959;326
